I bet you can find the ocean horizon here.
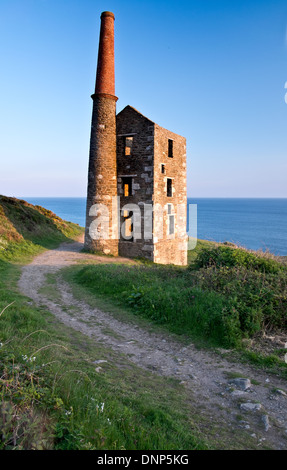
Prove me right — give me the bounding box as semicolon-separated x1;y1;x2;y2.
23;197;287;256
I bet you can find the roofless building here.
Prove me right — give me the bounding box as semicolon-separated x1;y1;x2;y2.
84;12;187;265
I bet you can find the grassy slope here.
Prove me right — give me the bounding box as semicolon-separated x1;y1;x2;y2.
0;195;84;258
0;196;209;450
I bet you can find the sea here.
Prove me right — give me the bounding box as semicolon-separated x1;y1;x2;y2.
23;197;287;256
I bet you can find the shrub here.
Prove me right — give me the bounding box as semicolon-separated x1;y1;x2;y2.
192;246;282;274
191;265;287;335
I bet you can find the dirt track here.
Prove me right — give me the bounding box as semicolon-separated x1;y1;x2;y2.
18;236;287;449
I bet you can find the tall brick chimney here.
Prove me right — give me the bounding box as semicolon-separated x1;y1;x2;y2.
95;11;116;96
84;11;119;255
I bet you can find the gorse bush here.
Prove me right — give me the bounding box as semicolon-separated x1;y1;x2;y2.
192;245;283;273
190;246;287;336
192;266;287;335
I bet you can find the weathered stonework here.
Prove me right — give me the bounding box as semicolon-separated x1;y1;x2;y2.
84;11;118;256
85;11;187;265
153;124;187;265
84;94;119;255
116;106;155;260
116;106;187;266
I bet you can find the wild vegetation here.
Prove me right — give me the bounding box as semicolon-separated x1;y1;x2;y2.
1;196;286;450
72;244;287;351
0;196;206;450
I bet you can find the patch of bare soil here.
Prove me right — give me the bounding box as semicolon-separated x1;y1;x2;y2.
245;333;287;362
18;237;287;450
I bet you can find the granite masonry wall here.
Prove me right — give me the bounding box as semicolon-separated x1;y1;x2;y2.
116;106;187;265
84;94;119;256
153;124;188;266
116;106;155;260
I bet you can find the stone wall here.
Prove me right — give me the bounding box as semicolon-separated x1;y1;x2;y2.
84;94;119;256
116;106;187;265
116;106;155;260
153;124;187;266
85;11;187;264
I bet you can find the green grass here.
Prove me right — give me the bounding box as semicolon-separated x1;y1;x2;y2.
70;263;234;347
187;238;218;264
1;196;286;449
69;243;287;352
0;195;84;261
0;297;208;450
0;196;209;450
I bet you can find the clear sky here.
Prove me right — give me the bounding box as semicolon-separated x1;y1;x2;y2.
1;0;287;198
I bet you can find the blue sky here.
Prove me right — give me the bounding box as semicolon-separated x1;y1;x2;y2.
1;0;287;197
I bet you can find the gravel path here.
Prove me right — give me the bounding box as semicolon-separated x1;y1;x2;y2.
18;237;287;449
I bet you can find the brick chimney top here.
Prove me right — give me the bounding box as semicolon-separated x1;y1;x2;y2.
94;11;116;99
101;11;115;19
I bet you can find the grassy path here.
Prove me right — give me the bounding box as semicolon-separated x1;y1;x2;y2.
17;236;287;450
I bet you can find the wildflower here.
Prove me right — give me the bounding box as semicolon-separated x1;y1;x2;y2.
96;402;105;413
22;354;36;363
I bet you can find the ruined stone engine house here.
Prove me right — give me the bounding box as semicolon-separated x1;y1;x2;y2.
84;11;188;266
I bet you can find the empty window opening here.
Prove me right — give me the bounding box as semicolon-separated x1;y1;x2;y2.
169;215;175;235
167;203;172;215
125;217;133;240
125;136;134;156
122;209;133;241
161;164;165;174
167;178;172;197
168;139;173;158
123;177;132;197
